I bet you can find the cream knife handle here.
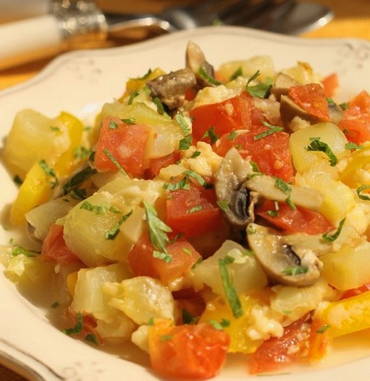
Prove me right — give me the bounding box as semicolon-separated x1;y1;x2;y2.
0;15;63;70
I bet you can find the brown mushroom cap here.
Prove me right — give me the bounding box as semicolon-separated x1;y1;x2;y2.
247;223;322;287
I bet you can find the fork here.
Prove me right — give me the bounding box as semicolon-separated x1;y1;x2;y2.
0;0;332;70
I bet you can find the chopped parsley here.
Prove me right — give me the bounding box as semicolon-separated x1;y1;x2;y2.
105;210;133;240
85;333;99;345
246;70;260;87
160;334;173;342
175;112;191;136
345;142;362;151
202;126;219;144
254;121;283;141
182;309;197;324
121;118;136;125
64;313;83;335
63;167;96;195
182;247;192;255
109;120;118;129
191;151;201;158
164;177;190;191
322;218;345;242
80;201;119;216
326;98;336;106
198;66;221;86
250;161;261;173
128;90;139;105
219;256;243;318
209;319;230;330
147;317;154;326
229;67;243;81
227;130;238;141
74;146;92;160
13;175;23;186
339;102;349;111
152;96;166;115
316;324;331;334
246;74;272;98
357;185;370;201
285;196;296;210
103;148;128;176
306;137;338;166
247;224;256;234
282;265;308;276
266;209;279;217
11;246;39;258
50;126;61;133
179;135;192;150
217;200;229;212
144;201;172;262
39;159;58;189
275;178;291;194
70;188;87;200
184;170;209;187
188;205;203;214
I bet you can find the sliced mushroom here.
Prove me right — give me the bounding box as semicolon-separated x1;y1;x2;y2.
271;72;299;100
245;174;323;211
215;148;256;226
186;41;216;87
147;68;197;110
247;223;322;287
280;95;325;126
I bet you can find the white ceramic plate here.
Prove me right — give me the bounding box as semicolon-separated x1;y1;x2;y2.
1;26;370;381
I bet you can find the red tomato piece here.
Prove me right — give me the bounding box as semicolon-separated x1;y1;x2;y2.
146;151;180;178
339;90;370;144
149;321;230;379
256;200;333;235
288;84;329;122
248;318;311;374
322;73;339;98
341;283;370;299
166;185;223;238
190;93;254;142
94;116;150;177
128;233;201;285
214;127;294;182
41;224;81;265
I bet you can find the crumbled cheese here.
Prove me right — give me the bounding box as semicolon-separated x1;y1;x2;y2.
246;305;284;341
192;85;238;109
131;325;150;353
182;142;223;178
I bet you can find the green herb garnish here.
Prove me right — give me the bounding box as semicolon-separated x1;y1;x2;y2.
63;167;96;195
306;137;338;166
219;256;243;318
326;98;336;106
246;70;260;87
184;170;208;187
345;142;363;151
147;317;154;326
50;126;61;133
217;200;229;212
109;120;118;129
357;185;370;201
153;250;172;263
339;102;349;111
188;205;203;214
230;67;243;81
64;313;83;335
80;201;107;215
246;76;272;98
85;333;99;345
70;188;87;200
179;135;192;150
227;130;238;141
164;178;190;191
198;66;221;86
39;159;58;189
128;90;139;105
11;246;39;258
322;218;345;242
209;319;230;330
316;324;331;334
121;118;136;125
275;178;291;194
175;112;191;136
282;266;308;276
105;210;133;240
103;148;128;176
182;309;197;324
74;146;92;160
254;121;283;141
191;151;201;158
202;126;219;144
153;96;166;115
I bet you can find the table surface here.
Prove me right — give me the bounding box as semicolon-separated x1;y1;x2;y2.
0;0;369;380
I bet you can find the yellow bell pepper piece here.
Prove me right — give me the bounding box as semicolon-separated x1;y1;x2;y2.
316;291;370;338
53;111;84;178
10;112;84;225
200;296;263;354
120;67;165;100
340;145;370;188
10;161;54;225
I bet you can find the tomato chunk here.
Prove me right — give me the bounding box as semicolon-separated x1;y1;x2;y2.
149;321;229;379
94;116;150;177
322;73;339;98
128;233;201;285
41;224;81;265
256;200;333;234
214;127;294;182
146;151;180;178
166;185;223;238
190;93;254;142
288;84;329;122
248;318;311;374
339;90;370;144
